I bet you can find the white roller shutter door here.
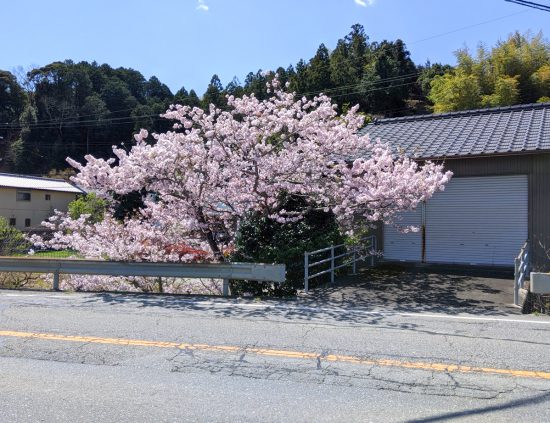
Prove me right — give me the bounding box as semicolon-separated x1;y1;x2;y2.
425;175;528;266
383;208;423;262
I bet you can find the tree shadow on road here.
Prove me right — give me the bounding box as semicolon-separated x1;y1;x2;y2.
76;290;550;350
406;391;550;423
305;263;516;317
76;262;519;326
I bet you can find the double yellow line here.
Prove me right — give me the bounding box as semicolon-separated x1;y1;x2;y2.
1;330;549;380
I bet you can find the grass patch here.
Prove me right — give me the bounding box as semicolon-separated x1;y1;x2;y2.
10;249;78;259
32;250;77;258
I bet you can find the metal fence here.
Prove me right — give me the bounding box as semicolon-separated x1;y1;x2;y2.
303;235;376;293
514;240;530;306
0;257;286;296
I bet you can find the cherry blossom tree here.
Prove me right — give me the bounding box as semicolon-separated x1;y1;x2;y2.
33;76;451;290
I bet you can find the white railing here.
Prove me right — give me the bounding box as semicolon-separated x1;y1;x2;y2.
514;240;530;306
303;235;376;293
0;257;286;297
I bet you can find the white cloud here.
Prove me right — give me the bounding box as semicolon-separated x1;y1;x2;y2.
354;0;375;7
196;0;209;11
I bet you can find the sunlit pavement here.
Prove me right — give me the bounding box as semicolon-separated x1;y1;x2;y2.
0;290;549;422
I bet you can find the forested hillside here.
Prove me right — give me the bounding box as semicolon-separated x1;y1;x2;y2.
0;25;548;176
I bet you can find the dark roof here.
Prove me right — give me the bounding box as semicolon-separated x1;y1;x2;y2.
358;102;550;159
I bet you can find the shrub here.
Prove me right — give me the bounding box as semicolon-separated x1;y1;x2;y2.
68;193;107;223
230;196;344;296
0;217;30;256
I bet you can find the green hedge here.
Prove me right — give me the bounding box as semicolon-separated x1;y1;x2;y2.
0;217;30;256
230;197;344;296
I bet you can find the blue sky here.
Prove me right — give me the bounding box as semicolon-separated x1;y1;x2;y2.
1;0;548;94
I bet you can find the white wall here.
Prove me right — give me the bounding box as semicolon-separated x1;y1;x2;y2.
0;187;78;230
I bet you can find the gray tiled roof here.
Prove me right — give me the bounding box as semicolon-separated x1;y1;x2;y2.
358;102;550;159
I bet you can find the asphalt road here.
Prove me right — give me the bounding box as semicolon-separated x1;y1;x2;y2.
0;290;549;422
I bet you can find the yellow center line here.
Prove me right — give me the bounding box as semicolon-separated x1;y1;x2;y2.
1;329;549;380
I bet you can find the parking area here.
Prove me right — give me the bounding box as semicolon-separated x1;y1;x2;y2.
306;263;518;315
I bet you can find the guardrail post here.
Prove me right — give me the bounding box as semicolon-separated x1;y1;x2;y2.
222;278;230;296
514;257;519;306
304;252;309;293
371;236;376;267
525;245;530;276
330;246;335;285
53;270;60;291
351;246;357;275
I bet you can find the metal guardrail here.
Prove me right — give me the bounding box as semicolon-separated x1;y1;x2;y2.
304;235;376;293
0;257;286;296
514;240;530;306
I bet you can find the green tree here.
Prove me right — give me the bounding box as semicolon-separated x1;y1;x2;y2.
231;196;344;296
225;76;244;98
0;217;30;255
145;76;172;102
187;89;201;107
429;31;550;111
68;193;107;224
489;31;549;102
417;62;454;100
174;86;201;107
243;70;270;100
288;60;309;94
360;39;417;114
274;66;292;88
481;76;520;107
531;64;550;101
0;70;25;130
346;23;369;77
306;44;332;94
202;74;226;109
9;103;38;172
114;67;147;102
100;77;137;112
429;71;482;112
329;25;371;111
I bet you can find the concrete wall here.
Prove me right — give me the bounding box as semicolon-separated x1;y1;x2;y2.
0;187;78;230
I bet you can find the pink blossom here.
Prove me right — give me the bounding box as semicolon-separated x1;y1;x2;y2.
34;75;451;293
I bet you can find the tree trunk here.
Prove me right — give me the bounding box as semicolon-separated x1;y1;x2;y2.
196;207;224;262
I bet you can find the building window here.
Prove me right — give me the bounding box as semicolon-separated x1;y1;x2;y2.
9;218;16;226
16;191;31;201
45;194;51;201
25;218;31;228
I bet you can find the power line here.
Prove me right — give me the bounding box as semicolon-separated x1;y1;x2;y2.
6;9;526;130
0;83;412;131
8;8;527;132
1;8;533;132
408;10;531;45
328;81;420;99
1;113;164;130
274;10;530;99
295;72;421;97
505;0;550;12
6;106;141;126
2;75;426;130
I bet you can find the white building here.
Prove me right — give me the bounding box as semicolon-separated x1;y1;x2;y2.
0;173;85;231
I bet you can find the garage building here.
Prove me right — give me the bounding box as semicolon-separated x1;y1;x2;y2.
359;102;550;270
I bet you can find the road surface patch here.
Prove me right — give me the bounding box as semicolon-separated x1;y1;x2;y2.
1;329;549;380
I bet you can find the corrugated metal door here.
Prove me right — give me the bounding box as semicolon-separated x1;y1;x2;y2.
425;175;528;266
383;208;423;261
